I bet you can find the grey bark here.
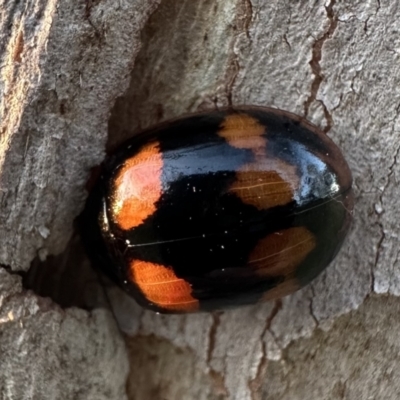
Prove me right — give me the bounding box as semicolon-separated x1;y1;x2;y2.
1;0;399;399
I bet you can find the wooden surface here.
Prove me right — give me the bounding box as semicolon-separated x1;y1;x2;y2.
1;0;399;399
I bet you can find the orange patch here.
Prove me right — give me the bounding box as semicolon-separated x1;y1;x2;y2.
111;141;163;230
221;114;299;210
229;170;293;210
249;227;316;301
249;227;315;277
130;260;199;312
218;113;265;149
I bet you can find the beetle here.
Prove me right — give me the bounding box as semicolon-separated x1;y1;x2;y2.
80;106;354;313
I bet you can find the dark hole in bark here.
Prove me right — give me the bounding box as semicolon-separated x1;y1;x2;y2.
22;228;110;310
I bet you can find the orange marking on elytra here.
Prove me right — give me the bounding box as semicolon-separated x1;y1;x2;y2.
219;113;298;209
111;141;163;230
250;227;316;301
218;113;265;149
250;227;316;277
130;260;199;312
229;170;294;209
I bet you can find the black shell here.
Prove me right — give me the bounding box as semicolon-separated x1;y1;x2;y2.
81;107;354;313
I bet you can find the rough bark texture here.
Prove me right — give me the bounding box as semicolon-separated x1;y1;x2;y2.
1;0;399;399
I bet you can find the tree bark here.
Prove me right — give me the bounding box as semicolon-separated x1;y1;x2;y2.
1;0;398;399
